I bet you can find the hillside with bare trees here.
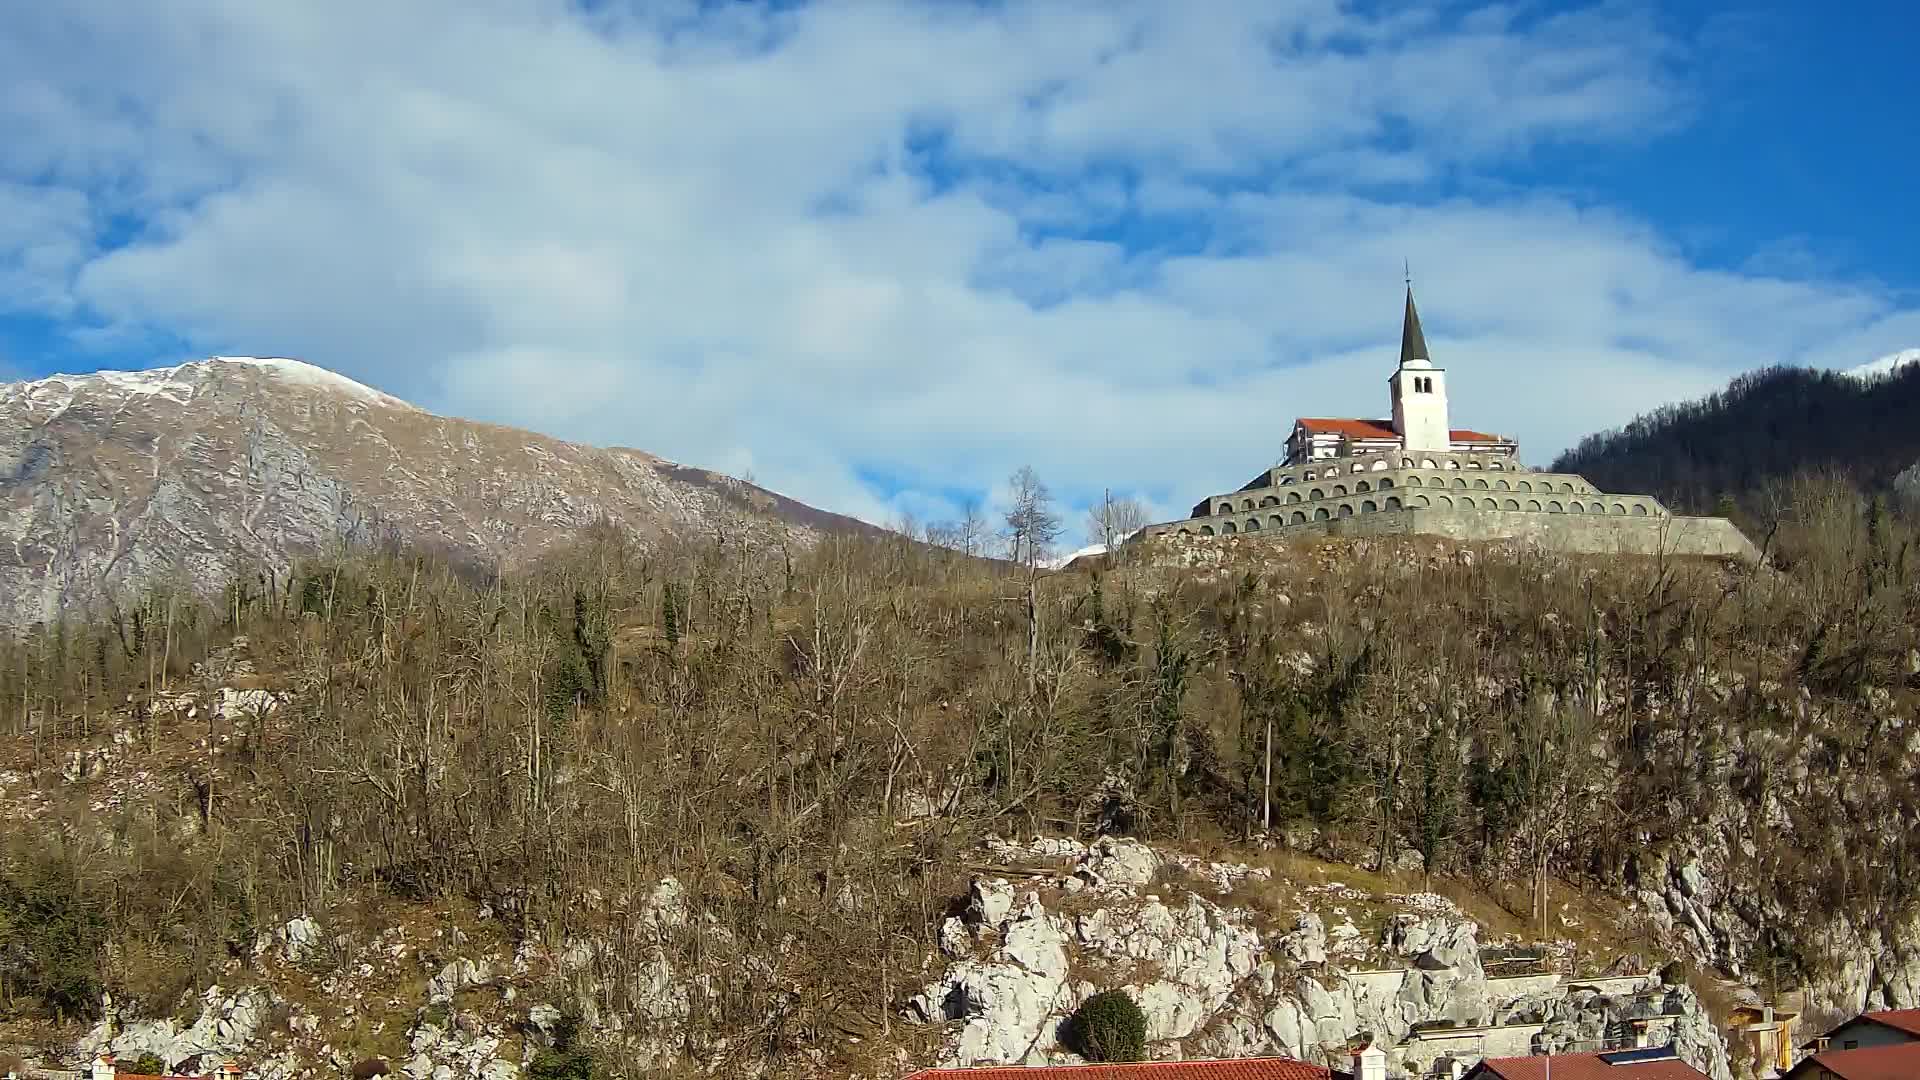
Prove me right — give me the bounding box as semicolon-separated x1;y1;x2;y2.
0;471;1916;1078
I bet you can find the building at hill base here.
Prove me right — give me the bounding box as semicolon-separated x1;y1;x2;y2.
1136;287;1758;562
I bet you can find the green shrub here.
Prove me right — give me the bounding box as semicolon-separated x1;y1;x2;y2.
0;849;109;1019
1063;989;1148;1063
527;1049;593;1080
126;1055;168;1076
528;1009;594;1080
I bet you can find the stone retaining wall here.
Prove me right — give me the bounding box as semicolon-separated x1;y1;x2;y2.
1142;506;1757;562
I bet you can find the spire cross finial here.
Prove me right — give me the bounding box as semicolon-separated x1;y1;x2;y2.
1404;259;1411;288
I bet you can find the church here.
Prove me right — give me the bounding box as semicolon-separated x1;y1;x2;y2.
1281;288;1516;467
1136;288;1757;560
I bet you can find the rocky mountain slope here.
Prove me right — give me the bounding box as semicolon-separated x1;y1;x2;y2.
39;835;1735;1080
0;357;871;627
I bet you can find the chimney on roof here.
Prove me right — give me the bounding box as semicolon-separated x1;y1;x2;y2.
91;1056;116;1080
1351;1038;1387;1080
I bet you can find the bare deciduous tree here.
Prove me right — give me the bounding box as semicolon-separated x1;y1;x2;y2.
1084;491;1152;550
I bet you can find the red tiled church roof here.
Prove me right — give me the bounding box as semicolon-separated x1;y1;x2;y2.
1469;1052;1707;1080
1294;418;1399;440
902;1059;1334;1080
1792;1041;1920;1079
1292;418;1507;443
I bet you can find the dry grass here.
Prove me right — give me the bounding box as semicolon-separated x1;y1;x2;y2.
1686;972;1755;1033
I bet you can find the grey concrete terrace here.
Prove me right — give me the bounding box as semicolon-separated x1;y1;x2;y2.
1239;448;1526;490
1198;449;1588;516
1169;459;1667;539
1148;491;1668;540
1136;502;1757;561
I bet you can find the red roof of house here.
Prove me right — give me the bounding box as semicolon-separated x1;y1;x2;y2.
901;1059;1334;1080
1468;1052;1707;1080
1861;1008;1920;1037
1291;418;1507;443
1790;1041;1920;1079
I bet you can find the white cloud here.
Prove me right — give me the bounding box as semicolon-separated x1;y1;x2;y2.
0;0;1913;532
0;182;92;316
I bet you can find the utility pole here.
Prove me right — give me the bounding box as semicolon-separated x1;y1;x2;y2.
1262;711;1272;831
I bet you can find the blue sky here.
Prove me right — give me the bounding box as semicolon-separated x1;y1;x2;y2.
2;0;1916;533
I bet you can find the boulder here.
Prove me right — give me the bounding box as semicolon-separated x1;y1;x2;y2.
1073;837;1160;892
1279;913;1328;966
280;916;322;963
428;960;491;1005
1002;917;1071;982
639;878;688;932
967;878;1016;933
524;1004;563;1046
938;917;972;959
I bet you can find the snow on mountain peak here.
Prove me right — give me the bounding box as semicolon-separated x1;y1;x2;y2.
2;356;419;412
206;356;419;410
1847;348;1920;379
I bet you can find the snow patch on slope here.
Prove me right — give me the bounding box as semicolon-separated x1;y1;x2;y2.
1848;348;1920;379
92;368;201;404
1040;530;1140;570
209;357;419;410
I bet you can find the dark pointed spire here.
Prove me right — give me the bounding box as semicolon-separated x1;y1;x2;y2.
1399;284;1430;367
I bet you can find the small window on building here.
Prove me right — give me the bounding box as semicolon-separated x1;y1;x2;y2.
1844;1041;1858;1050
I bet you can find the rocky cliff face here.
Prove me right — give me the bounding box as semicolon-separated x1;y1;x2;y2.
904;837;1731;1080
49;835;1734;1080
0;357;869;627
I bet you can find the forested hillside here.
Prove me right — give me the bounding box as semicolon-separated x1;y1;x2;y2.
0;477;1916;1076
1551;364;1920;516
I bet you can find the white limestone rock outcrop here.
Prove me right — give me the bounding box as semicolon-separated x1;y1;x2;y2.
1074;837;1161;894
908;838;1732;1079
270;915;322;964
907;879;1078;1066
83;986;284;1076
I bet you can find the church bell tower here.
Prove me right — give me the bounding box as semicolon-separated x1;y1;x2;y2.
1389;284;1451;453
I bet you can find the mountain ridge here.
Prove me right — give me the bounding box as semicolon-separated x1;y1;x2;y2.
1848;347;1920;379
1551;358;1920;515
0;356;874;627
